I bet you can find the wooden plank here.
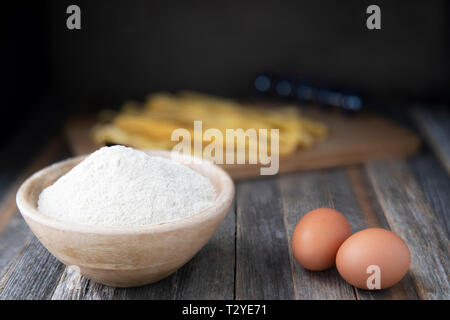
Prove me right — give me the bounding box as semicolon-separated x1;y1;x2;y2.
51;267;116;300
366;159;450;299
0;214;31;277
412;107;450;174
235;179;294;299
114;201;236;300
0;236;66;300
329;167;418;300
279;170;356;299
173;200;235;299
409;155;450;237
324;168;366;232
65;111;420;180
346;166;389;229
114;274;176;300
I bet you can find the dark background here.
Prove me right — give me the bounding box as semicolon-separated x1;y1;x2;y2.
4;0;450;148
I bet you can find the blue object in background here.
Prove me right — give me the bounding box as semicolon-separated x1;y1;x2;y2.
254;72;364;113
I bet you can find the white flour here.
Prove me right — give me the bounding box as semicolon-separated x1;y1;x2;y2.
38;146;216;227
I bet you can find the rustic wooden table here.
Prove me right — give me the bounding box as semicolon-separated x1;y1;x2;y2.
0;107;448;300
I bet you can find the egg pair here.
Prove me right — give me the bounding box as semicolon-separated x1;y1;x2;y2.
291;208;410;290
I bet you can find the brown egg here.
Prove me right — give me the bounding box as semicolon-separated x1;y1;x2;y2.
336;228;410;290
292;208;352;271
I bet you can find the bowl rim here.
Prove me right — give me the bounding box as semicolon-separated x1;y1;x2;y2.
16;150;235;235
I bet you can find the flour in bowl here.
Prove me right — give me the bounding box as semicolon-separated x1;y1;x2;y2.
38;146;216;227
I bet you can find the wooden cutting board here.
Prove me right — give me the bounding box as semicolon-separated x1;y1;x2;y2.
64;110;420;180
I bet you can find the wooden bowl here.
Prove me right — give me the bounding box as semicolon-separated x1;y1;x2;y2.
16;150;234;287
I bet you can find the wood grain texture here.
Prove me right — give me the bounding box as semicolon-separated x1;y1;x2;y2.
0;139;71;300
0;236;66;300
235;179;294;299
327;167;418;300
173;200;236;299
346;166;389;229
278;171;356;300
64;111;420;180
114;275;176;300
0;124;445;300
114;201;236;300
366;160;450;299
0;214;31;277
51;266;116;300
412;107;450;174
409;155;450;237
